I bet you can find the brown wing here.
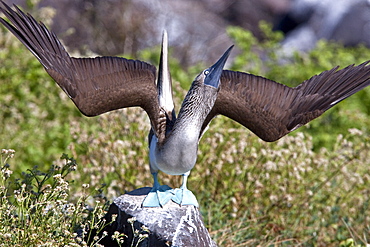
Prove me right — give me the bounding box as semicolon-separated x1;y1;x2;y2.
202;62;370;142
0;2;160;133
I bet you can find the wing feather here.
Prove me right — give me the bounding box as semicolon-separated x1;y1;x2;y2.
0;1;160;133
203;62;370;142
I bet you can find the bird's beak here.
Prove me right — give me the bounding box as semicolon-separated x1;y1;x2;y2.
204;45;233;88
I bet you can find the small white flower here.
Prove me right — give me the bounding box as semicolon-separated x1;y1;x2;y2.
127;217;136;224
111;214;118;222
139;233;149;239
269;195;278;203
141;225;150;233
348;128;363;136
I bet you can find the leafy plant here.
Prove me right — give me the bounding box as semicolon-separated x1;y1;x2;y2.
0;151;111;246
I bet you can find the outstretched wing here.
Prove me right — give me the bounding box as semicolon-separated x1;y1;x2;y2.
202;63;370;142
0;1;161;134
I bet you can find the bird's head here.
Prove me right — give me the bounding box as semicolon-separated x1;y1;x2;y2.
196;45;233;89
179;45;233;122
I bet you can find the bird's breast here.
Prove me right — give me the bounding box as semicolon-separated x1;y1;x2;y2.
150;128;199;175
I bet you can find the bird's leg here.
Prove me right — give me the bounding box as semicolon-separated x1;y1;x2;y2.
179;172;189;190
142;172;173;207
152;172;161;189
172;171;199;207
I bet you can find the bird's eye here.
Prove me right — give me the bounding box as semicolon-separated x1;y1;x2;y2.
204;70;210;75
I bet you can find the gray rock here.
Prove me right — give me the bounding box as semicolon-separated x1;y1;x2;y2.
98;187;217;247
278;0;370;53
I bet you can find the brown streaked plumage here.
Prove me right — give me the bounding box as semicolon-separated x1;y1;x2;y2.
0;1;161;136
2;1;370;207
202;65;370;142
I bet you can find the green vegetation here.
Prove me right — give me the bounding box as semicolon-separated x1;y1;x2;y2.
1;13;370;247
0;151;109;246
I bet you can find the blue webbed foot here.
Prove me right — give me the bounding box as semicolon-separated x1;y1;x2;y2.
142;184;173;207
171;187;199;207
142;172;175;207
142;171;198;207
171;171;198;207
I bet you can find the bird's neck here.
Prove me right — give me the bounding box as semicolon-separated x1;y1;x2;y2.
166;83;218;144
152;83;218;175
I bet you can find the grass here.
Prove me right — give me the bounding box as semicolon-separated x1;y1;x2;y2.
201;129;370;246
1;10;370;246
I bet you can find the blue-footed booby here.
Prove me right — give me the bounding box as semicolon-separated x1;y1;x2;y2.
2;1;370;207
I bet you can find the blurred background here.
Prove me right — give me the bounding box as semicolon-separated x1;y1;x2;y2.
6;0;370;67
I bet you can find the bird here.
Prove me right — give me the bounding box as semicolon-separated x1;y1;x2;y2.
1;1;370;207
